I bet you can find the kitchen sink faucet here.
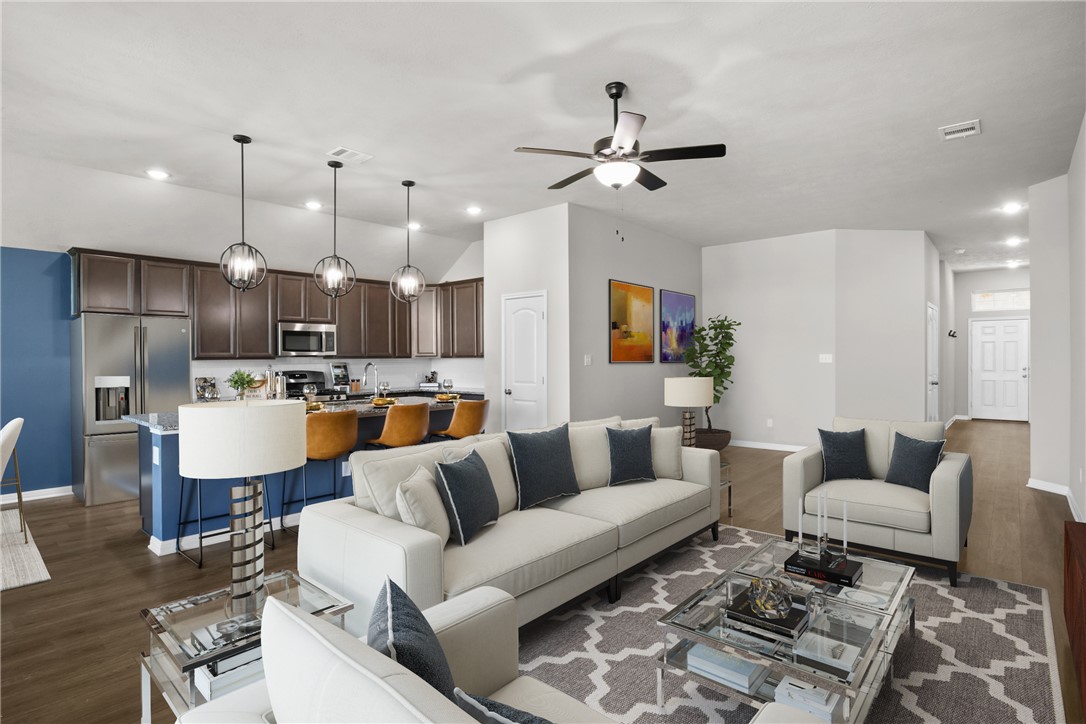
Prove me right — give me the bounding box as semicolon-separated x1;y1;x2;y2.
362;362;379;397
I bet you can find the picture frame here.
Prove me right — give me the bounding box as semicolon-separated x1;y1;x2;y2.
660;289;695;363
609;279;655;363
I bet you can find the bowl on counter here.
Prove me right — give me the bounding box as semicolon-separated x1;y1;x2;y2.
370;398;397;407
435;393;460;402
305;401;325;412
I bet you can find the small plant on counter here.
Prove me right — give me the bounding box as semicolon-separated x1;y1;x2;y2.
227;369;256;399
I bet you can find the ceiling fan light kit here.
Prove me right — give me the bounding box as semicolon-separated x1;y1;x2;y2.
220;134;268;292
390;180;427;303
514;81;727;192
313;160;356;299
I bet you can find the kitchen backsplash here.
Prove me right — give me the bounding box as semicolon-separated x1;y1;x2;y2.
189;356;485;401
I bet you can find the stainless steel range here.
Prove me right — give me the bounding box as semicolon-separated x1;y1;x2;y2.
281;370;347;401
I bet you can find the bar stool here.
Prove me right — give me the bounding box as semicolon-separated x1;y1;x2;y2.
281;410;358;534
429;399;489;441
0;418;27;544
365;403;430;448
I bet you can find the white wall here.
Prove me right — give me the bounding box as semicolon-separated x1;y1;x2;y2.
1028;175;1071;489
951;267;1031;417
834;230;928;421
483;204;570;429
1067;115;1086;519
939;261;957;423
566;204;701;425
701;231;836;446
440;240;483;282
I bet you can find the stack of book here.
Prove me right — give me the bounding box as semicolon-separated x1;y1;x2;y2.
686;644;770;695
723;588;809;643
193;647;264;700
774;676;845;722
783;550;863;587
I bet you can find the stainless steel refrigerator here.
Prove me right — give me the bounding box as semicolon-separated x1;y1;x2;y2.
71;314;191;506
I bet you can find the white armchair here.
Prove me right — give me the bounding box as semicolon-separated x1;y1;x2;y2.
782;417;973;585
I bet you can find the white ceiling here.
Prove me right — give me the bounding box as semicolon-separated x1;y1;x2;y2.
3;2;1084;272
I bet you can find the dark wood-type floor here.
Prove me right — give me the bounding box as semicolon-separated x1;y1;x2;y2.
1;420;1080;722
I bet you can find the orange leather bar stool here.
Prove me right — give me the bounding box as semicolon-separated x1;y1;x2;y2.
365;403;430;448
281;410;358;533
429;399;489;441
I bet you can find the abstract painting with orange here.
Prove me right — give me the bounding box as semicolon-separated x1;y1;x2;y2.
609;279;654;363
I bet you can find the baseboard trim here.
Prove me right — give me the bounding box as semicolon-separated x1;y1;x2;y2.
147;512;302;557
944;415;971;430
1027;478;1085;522
1;485;74;504
729;440;806;452
1068;492;1085;523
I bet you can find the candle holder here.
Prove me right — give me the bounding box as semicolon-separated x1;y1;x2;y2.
796;493;849;563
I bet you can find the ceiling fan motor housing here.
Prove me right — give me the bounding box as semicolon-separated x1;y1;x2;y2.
593;137;639;158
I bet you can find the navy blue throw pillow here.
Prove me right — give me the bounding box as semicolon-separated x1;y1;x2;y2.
818;428;872;482
368;578;455;700
885;432;945;493
455;688;554;724
507;424;580;510
434;449;499;545
606;425;656;486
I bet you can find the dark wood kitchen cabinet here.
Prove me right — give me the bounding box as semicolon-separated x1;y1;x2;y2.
451;280;482;358
412;287;438;357
362;283;393;357
192;265;238;359
336;283;364;358
476;281;484;354
277;273;336;323
439;285;453;358
73;252;139;315
140;260;191;317
393;297;411;358
307;281;336;324
237;274;278;358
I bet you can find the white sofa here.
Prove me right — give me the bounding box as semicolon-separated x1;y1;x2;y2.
297;416;722;635
782;417;973;585
179;587;614;723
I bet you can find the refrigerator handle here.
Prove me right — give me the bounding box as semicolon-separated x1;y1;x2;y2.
141;326;149;414
133;325;143;415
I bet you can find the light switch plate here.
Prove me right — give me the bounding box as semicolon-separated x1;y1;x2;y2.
152;446;160;466
343;461;351;477
584;354;592;366
819;354;833;364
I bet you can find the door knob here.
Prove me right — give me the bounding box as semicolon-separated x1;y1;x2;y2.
504;389;512;395
1022;374;1028;379
930;381;939;386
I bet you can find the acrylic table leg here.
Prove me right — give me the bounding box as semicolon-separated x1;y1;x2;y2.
657;667;664;713
910;607;916;635
728;485;733;516
141;663;152;724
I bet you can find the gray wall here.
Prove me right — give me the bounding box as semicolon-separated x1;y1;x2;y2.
952;267;1031;418
1068;115;1086;518
1028;175;1071;488
701;231;837;446
567;204;702;425
939;261;957;422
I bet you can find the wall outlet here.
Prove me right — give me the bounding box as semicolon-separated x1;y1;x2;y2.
343;461;351;477
152;447;160;466
766;418;774;428
1080;467;1084;484
819;353;833;364
584;354;592;366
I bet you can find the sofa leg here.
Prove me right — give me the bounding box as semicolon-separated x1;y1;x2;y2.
948;562;958;587
606;576;621;604
964;537;968;548
784;530;795;543
711;522;720;541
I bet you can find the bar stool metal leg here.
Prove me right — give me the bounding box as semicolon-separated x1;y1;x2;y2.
176;476;204;568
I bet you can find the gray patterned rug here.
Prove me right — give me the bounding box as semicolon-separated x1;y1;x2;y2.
1;508;50;591
519;526;1064;724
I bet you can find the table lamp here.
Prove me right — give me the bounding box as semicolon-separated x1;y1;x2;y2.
664;377;714;447
178;400;305;618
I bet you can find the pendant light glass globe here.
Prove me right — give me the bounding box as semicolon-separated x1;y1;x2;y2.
593;160;641;189
390;180;426;303
221;134;267;291
313;160;356;299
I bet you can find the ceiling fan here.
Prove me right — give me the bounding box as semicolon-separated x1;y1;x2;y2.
514;81;727;191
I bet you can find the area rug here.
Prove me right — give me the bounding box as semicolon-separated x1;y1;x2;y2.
520;526;1064;724
1;508;50;591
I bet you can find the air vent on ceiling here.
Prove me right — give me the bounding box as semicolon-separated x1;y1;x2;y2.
938;119;981;141
325;146;374;165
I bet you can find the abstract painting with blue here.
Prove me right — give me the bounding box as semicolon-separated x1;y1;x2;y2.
660;289;695;362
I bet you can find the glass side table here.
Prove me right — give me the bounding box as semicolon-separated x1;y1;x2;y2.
721;461;733;517
139;569;352;723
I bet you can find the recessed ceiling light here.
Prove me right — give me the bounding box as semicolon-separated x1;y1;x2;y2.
466;206;482;216
954;248;966;255
407;222;422;231
145;169;170;181
1007;260;1022;269
1001;202;1025;214
1006;236;1022;247
305;201;322;211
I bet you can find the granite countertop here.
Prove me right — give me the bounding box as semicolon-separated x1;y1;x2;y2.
371;386;485;396
122;413;179;432
317;395;459;418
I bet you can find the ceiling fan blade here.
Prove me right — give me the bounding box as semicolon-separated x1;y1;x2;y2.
548;167;595;189
515;146;594;160
635;166;667;191
640;143;727;162
610;112;646;155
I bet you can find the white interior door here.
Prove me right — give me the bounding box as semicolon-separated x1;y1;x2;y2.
970;318;1030;421
926;303;940;422
502;292;547;431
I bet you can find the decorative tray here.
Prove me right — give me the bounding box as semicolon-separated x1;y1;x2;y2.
371;398;397;407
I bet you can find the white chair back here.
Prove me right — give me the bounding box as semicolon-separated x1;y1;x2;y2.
1;418;24;473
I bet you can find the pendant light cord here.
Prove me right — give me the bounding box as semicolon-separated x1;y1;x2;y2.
240;141;246;247
405;183;411;267
332;165;338;256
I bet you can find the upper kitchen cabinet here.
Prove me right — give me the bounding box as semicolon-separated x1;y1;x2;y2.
362;282;393;357
438;285;453;358
192;265;238;359
140;260;191;317
393;296;412;359
445;279;484;358
71;251;139;315
306;280;336;324
336;283;364;359
412;287;438;357
277;273;336;323
236;274;278;358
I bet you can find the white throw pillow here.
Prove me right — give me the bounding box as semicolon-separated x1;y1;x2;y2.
395;466;451;545
622;416;661;429
360;448;445;519
568;424;613;490
569;416;622;428
442;438;518;515
651;426;684;480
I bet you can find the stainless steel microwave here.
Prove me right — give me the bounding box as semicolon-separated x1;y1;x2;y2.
278;323;337;357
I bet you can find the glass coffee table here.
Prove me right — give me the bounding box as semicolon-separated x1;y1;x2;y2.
657;540;914;722
139;569;352;723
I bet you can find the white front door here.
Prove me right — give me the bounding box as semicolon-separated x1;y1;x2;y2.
970;318;1030;421
502;292;547;431
926;303;940;422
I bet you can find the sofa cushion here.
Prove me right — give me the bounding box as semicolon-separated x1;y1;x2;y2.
357;447;446;520
833;417;890;479
443;438;518;516
262;598;470;723
455;688;552;724
818;429;872;481
621;416;660;429
568;424;612;491
607;425;656;486
435;450;500;546
508;424;580;510
487;675;613;723
885;432;945;493
651;426;683;480
542;479;710;547
396;466;451;545
569;416;621;428
805;479;931;533
369;578;457;700
443;508;616;598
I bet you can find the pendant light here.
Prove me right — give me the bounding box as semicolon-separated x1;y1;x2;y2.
220;134;268;291
390;180;427;303
313;160;356;298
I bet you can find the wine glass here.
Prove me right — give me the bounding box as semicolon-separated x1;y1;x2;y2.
379;381;390;398
442;378;454;394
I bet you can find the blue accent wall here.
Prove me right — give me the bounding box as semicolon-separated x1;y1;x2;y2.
1;248;73;491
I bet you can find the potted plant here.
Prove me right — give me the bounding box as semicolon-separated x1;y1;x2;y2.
683;315;741;450
227;369;256;401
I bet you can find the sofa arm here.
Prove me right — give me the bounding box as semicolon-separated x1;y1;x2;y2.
929;452;973;562
681;446;721;521
782;446;823;532
298;500;444;638
425;587;519;697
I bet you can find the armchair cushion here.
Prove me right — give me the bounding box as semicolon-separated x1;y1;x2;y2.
804;480;931;533
369;578;457;700
817;429;872;482
884;433;945;493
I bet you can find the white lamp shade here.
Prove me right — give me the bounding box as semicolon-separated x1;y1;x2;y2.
664;377;714;408
178;400;306;479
